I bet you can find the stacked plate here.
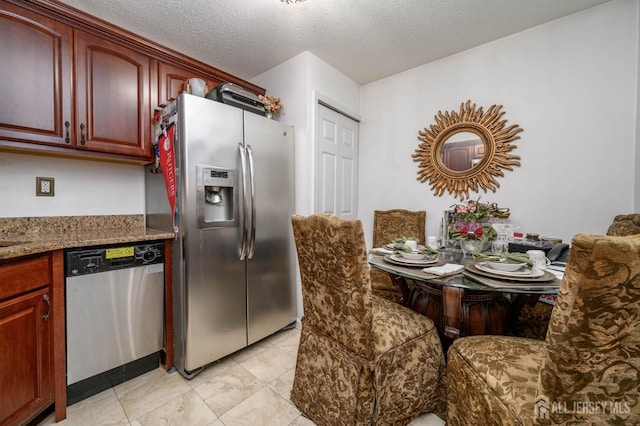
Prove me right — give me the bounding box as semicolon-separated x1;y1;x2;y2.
466;261;556;282
475;262;543;278
384;254;439;267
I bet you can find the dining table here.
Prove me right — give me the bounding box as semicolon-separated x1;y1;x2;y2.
368;249;561;349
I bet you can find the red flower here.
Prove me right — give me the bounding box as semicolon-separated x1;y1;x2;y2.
460;226;469;237
474;228;483;238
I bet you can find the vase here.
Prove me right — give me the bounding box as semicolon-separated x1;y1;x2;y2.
460;240;486;256
265;111;273;119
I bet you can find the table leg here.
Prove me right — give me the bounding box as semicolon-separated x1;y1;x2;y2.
442;286;464;339
509;294;541;325
407;282;511;351
509;294;546;336
388;274;411;306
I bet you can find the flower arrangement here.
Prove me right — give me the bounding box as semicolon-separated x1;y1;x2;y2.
259;94;284;118
448;198;508;241
452;199;502;222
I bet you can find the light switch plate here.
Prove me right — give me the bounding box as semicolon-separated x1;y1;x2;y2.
36;177;55;196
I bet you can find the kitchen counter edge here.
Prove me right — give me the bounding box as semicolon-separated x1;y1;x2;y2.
0;228;175;260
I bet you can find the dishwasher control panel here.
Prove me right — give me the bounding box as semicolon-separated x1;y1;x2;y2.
66;242;164;277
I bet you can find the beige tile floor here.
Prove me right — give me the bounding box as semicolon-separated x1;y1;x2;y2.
39;327;445;426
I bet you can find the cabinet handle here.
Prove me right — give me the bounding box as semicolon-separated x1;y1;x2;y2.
80;123;86;145
64;121;70;144
42;294;50;322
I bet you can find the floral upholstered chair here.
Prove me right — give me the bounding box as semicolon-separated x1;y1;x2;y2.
371;209;426;302
291;214;446;425
514;213;640;340
607;213;640;236
447;233;640;425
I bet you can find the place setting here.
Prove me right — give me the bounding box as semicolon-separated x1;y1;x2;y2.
466;262;555;281
383;237;425;251
462;251;561;290
377;237;440;267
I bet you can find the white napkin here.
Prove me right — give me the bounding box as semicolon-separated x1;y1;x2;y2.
546;269;564;280
422;263;464;276
372;247;394;255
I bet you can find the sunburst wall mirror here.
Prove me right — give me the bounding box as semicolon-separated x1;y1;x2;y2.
412;100;523;200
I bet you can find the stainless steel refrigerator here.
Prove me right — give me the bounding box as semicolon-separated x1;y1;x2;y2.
145;93;296;378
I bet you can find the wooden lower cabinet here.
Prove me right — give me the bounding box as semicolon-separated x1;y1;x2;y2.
0;287;53;425
0;252;65;425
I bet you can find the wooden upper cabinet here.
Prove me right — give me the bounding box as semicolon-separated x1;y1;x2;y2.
158;62;223;106
75;31;152;158
442;139;485;171
0;0;264;163
0;2;73;147
442;143;474;172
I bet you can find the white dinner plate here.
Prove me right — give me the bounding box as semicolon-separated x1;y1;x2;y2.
475;262;544;278
385;254;439;267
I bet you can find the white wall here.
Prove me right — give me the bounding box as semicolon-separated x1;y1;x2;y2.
0;152;144;217
636;0;640;211
252;51;361;323
252;51;361;216
359;0;639;246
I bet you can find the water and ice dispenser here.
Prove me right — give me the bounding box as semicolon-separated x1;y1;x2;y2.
196;165;238;228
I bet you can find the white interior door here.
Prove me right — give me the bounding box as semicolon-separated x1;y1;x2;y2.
316;103;359;218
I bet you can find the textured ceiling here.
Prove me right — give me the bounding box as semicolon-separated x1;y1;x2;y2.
56;0;613;84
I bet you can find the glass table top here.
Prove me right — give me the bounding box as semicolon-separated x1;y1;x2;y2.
368;253;561;295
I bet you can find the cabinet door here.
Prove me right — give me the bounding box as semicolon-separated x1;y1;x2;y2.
0;288;53;425
442;144;473;172
0;3;73;147
75;31;152;158
158;62;222;106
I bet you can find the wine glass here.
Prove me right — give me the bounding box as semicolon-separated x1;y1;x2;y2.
491;240;508;258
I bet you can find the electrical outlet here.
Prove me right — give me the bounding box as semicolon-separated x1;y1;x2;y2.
36;177;55;196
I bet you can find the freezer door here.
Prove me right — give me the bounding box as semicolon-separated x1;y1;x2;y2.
244;112;296;344
177;94;248;373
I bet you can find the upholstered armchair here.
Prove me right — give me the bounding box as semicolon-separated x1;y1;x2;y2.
447;233;640;425
370;209;426;302
291;214;446;425
514;213;640;339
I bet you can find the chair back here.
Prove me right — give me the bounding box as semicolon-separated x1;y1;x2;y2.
291;214;374;358
538;233;640;413
607;213;640;236
373;209;426;247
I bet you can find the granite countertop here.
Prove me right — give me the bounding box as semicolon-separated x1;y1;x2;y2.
0;215;174;260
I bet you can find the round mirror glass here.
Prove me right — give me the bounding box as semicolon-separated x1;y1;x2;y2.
440;131;484;172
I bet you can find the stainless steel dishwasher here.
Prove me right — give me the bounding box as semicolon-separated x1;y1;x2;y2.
65;241;165;404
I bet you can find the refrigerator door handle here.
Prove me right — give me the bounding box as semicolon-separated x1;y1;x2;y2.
246;145;257;259
239;143;249;260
